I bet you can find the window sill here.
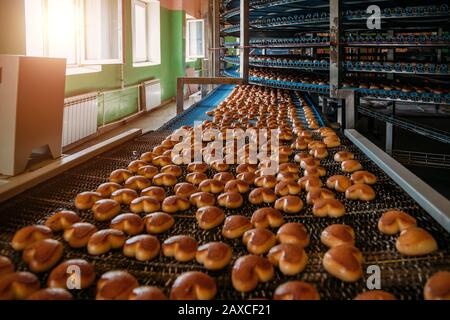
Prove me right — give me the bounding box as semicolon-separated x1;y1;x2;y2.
66;65;102;76
133;61;160;68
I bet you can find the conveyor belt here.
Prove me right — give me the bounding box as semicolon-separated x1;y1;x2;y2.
0;92;449;300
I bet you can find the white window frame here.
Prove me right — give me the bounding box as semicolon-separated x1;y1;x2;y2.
132;0;161;67
186;18;205;61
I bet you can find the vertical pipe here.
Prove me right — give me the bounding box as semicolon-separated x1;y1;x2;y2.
176;79;184;115
213;0;221;78
240;0;250;82
330;0;342;99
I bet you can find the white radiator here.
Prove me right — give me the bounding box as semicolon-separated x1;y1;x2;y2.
62;93;98;147
143;79;162;111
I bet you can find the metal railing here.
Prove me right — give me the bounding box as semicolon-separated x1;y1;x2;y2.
393;150;450;169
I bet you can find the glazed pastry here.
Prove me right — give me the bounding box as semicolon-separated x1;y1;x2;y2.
313;199;346;218
111;188;139;205
0;256;14;278
152;173;177;187
87;229;126;256
127;160;148;173
395;227;438;256
63;223;98;248
162;235;198;262
248;188;277;205
298;176;323;191
109;169;133;184
161;165;183;178
96;271;139;300
170;272;217;300
277;223;310;248
141;186;166;202
378;211;417;235
326;175;352;193
251;208;284;229
196;206;225;230
123;235;160;262
323;244;363;282
217;192;244;209
198;179;225;194
74;192;102;210
231;255;274;293
124;176;152;191
321;224;355;248
351;171;377;185
186;172;208;186
130;196;161;214
196;242;232;270
137;165;159;179
354;290;397;300
48;259;96;289
162;196;191;213
274;281;320;300
110;213;145;235
274;196;304;214
27;288;73;300
22;239;64;273
345;184;376;201
222;215;252;239
0;272;40;300
174;183;198;199
224;180;250;194
424;271;450;300
144;212;175;234
187;162;208;174
268;244;308;276
242;229;277;255
341;160;363;173
129;286;167;300
92;199;121;222
275;181;301;196
189;192;216;208
11;225;53;251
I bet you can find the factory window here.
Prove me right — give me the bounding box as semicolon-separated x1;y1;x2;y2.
25;0;123;75
132;0;161;67
186;18;205;61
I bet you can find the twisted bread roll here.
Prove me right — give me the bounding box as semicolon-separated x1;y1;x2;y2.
187;162;208;173
152;156;172;167
249;188;276;205
378;211;417;235
198;179;225;194
268;244;308;276
75;192;102;210
162;235;198;262
123;235;160;262
345;184;376;201
87;229;126;256
27;288;73;300
237;172;256;185
45;211;80;232
130;196;161;214
424;271;450;300
0;272;40;300
225;179;250;194
277;223;310;248
304;166;327;177
243;229;277;254
323;244;363;282
22;239;63;273
255;175;277;188
186;172;208;186
0;256;14;278
63;223;98;248
275;196;304;214
174;183;198;198
341;160;363;173
313;199;346;218
12;225;53;251
217;192;244;209
129;286;167;300
354;290;397;300
109;169;133;184
137;165;159;179
48;259;96;289
92;199;121;222
196;242;232;270
274;281;320;300
321;224;355;248
141;186;166;202
127;160;148;173
162;195;191;213
326;175;352;193
161;165;183;178
111;188;138;205
144;212;174;234
170;272;217;300
351;171;377;185
396;227;438;256
274;181;301;196
231;255;274;293
152;173;177;187
310;148;328;160
96;271;139;300
110;213;144;235
251;208;284;229
196;206;225;230
190;192;216;208
236;164;258;174
222;215;252;239
334;151;354;162
96;182;123;197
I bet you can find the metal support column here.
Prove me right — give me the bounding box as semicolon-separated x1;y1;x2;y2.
213;0;221;78
386;123;394;155
330;0;343;99
240;0;250;82
337;89;358;129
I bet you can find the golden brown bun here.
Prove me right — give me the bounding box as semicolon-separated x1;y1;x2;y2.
87;229;126;256
48;259;96;289
0;256;14;278
109;169;133;184
255;175;278;188
75;192;103;210
298;176;323;191
92;199;121;222
0;272;40;300
274;281;320;300
45;210;80;232
308;141;327;150
313;199;346;218
214;173;235;184
129;286;167;300
378;211;417;235
152;173;177;187
351;171;377;185
395;227;438;256
225;179;250;193
326;175;352;193
140;152;155;163
110;213;144;236
323;244;363;282
277;223;310;248
222;215;252;239
187;162;208;173
111;188;138;205
275;195;304;214
231;255;274;293
321;224;355;248
210;161;230;172
237;172;256;185
354;290;397;300
190;192;216;208
63;223;98;248
217;192;244;209
268;244;308;276
123;235;160;262
251;208;284;229
170;271;217;300
127;160;148;173
124;176;152;191
310;148;329;160
236;164;258;174
300;157;321;169
144;212;174;234
130;196;161;214
162;235;198;262
186;172;208;186
22;239;63;273
96;271;139;300
196;242;232;270
11;225;53;251
345;184;376;201
243;229;277;255
249;187;277;205
303;166;327;177
341;160;363;173
198;179;225;194
276;171;300;182
306;188;335;205
324;136;341;148
161;165;183;177
174;183;198;198
96;182;123;197
27;288;73;300
424;271;450;300
152;156;172;167
162;195;191;213
137;165;159;179
140;186;166;202
196;206;225;230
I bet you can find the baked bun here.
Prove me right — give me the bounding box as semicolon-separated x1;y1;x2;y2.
96;271;139;300
378;211;417;235
127;160;148;173
277;223;310;248
170;272;217;300
222;215;252;239
92;199;121;222
12;225;53;251
96;182;122;197
144;212;174;234
310;148;329;160
324;136;341;148
251;208;284;229
152;173;177;187
22;239;64;273
424;271;450;300
274;181;301;196
237;172;256;185
87;229;126;256
354;290;397;300
190;192;216;208
196;206;225;230
0;272;40;300
110;213;144;235
124;176;152;191
303;166;327;177
129;286;167;300
255;175;278;188
334;151;354;163
198;179;225;194
75;192;102;210
161;165;183;178
236;164;257;174
345;184;376;201
395;227;438;256
186;172;208;186
214;172;235;183
217;192;244;209
231;255;274;293
274;281;320;300
109;169;133;184
45;211;80;232
313;199;346;218
27;288;73;300
341;160;363;173
196;242;232;270
187;162;208;173
243;229;277;254
351;171;377;185
0;256;14;277
152;156;172;167
137;165;159;179
300;158;321;170
123;235;160;262
63;223;98;248
162;235;198;262
162;195;191;213
141;186;166;202
274;195;304;214
225;179;250;193
268;244;308;276
326;175;352;193
111;188;138;205
48;259;96;289
323;244;363;282
130;196;161;214
210;161;230;172
321;224;355;248
249;187;276;205
174;183;198;199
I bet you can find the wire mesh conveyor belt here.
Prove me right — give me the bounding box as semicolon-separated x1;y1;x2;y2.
0;93;449;300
